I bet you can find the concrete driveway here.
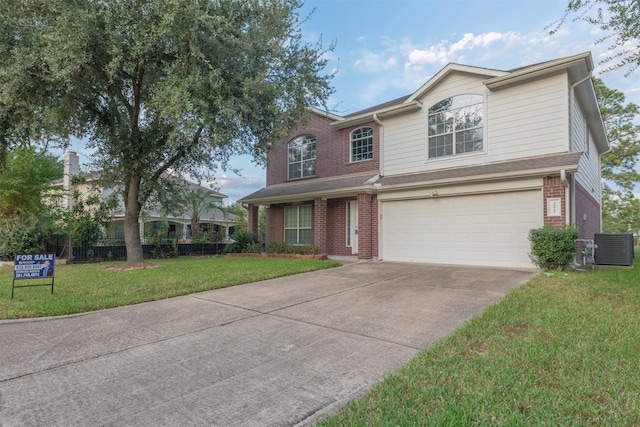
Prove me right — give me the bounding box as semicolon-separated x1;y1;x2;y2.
0;261;535;426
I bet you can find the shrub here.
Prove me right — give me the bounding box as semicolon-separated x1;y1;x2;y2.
528;226;579;270
0;216;46;260
224;231;258;253
71;217;103;246
266;240;287;254
243;242;264;254
265;241;319;255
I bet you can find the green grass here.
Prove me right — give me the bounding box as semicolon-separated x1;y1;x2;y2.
318;260;640;426
1;256;341;319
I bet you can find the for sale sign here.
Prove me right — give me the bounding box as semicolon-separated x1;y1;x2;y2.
13;253;55;279
11;253;55;299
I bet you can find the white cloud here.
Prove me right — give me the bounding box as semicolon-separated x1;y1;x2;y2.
404;31;520;72
406;44;450;68
353;50;398;72
450;32;509;52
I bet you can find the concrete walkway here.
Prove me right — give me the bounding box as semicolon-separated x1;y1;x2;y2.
0;262;535;426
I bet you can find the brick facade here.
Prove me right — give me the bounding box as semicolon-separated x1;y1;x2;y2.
575;181;601;240
251;110;383;259
266;112;380;186
313;197;327;252
356;193;373;259
326;198;353;256
265;204;284;245
543;176;567;227
261;196;376;258
247;204;259;237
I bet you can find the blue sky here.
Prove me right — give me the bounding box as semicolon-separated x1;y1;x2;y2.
74;0;640;203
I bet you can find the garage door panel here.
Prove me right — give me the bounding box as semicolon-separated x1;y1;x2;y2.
381;191;542;268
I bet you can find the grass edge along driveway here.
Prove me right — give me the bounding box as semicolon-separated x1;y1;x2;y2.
317;261;640;426
1;256;341;320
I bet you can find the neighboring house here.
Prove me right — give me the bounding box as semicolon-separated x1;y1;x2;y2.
53;152;236;243
241;52;609;269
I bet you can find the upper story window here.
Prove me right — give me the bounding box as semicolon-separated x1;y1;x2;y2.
428;94;483;158
350;127;373;162
288;135;316;180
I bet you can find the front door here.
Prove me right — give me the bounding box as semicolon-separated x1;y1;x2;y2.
346;201;358;254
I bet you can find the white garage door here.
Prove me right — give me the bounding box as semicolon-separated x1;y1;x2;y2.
380;190;542;268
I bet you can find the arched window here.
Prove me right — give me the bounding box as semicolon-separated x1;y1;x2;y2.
350;127;373;162
288;135;316;179
428;94;483;158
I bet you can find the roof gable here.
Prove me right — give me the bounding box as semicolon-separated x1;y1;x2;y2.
406;63;506;103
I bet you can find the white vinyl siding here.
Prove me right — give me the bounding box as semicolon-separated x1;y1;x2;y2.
573;103;601;201
486;73;569;160
383;72;571;176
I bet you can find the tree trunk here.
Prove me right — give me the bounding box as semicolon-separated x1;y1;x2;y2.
191;216;199;239
124;174;145;264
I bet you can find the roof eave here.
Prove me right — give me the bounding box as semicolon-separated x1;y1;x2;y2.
309;106;343;121
485;52;593;91
377;163;581;193
240;185;375;205
330;101;423;130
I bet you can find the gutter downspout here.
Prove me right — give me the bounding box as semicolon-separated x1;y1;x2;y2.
560;169;571;227
569;74;592;151
373;113;384;176
567;74;592;229
372;113;383;261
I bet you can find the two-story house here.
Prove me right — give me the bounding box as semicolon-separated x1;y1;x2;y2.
54;152;236;243
241;52;608;269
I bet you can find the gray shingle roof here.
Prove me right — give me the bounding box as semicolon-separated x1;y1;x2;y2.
378;152;583;187
240;172;380;203
241;152;582;204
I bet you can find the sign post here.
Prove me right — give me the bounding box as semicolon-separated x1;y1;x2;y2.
12;253;56;299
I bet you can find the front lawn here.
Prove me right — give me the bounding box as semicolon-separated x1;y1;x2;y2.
1;256;341;319
318;260;640;426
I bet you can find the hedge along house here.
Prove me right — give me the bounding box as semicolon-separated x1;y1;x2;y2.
52;152;236;244
241;52;609;268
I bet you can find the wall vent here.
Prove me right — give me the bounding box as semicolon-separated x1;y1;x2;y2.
594;233;634;266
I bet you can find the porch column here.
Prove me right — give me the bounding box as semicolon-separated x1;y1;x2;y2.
357;193;373;259
139;217;146;244
313;197;327;253
247;204;259;236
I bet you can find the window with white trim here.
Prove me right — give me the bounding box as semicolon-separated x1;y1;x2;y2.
284;205;312;244
428;94;483;158
350;127;373;162
288;135;316;180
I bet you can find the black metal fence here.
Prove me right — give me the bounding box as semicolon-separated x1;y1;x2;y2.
45;235;226;263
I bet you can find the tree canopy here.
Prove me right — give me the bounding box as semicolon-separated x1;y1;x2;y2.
2;0;333;264
0;148;62;225
593;78;640;232
0;4;74;166
553;0;640;75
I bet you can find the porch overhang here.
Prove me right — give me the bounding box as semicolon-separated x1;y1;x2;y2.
240;173;380;205
375;152;583;192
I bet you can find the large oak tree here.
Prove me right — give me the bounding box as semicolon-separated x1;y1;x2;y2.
2;0;333;264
